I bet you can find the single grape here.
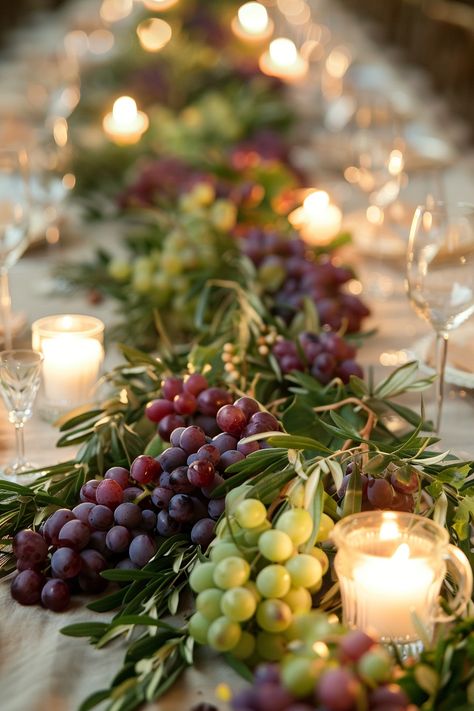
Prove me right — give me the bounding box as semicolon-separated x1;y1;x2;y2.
13;529;48;565
369;684;409;708
281;655;320;698
221;587;257;622
104;466;130;489
315;513;335;542
191;518;215;549
207;498;225;520
151;486;173;509
367;478;394;509
391;490;414;513
207;616;241;652
196;444;220;465
168;494;195;522
88;530;109;557
243;411;279;436
197;387;233;417
233;396;260;420
130;456;161;486
193;415;220;438
72;502;95;525
190;561;216;593
254;664;281;684
337;359;363;383
213;557;250;589
339;630;374;662
187;460;215;487
285;554;322;589
141;509;157;531
211;432;237;454
210;542;242;562
80;480;100;503
196;588;223;621
256;565;291;599
123;486;143;503
183;373;208;396
170;426;186;447
255;632;287;662
88;505;114;532
169;466;196;494
11;570;44;605
96;479;124;510
58;520;90;551
156;510;181;536
145;398;174;422
308;547;329;575
216;405;247;437
236;439;259;456
390;467;419;494
256;599;292;633
231;631;256;660
258;530;294;563
129;534;157;567
115;558;138;571
114;502;142;529
41;578;70;611
357;648;392;684
220;450;245;470
174;391;197;415
158;447;188;471
282;587;312;614
276;509;313;546
311;352;337;385
80;548;107;574
316;668;360;711
179;425;207;454
189;611;210;645
51;547;81;579
235;498;267;529
105;526;131;554
161;376;183;400
158;414;186;441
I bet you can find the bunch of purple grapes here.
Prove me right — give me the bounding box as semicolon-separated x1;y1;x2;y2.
231;630;415;711
10;467;160;612
239;228;370;333
273;331;363;385
338;463;419;512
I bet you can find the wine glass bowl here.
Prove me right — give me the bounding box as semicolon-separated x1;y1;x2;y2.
0;349;43;478
406;201;474;432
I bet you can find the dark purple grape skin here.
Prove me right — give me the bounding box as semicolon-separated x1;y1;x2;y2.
231;687;259;710
89;530;109;557
58;520;91;551
158;414;186;441
161;376;183;400
390;468;419;494
158;447;188;471
170;466;196;494
156;510;181;536
168;494;195;523
78;572;108;594
183;373;208;395
11;570;44;605
220;450;245;470
337;359;364;383
88;505;114;532
115;558;138;570
80;549;108;574
196;387;233;416
367;478;394;509
145;398;174;423
369;685;409;707
243;411;279;436
187;460;215;487
211;432;238;454
208;498;225;520
254;665;280;684
130;456;162;486
193;415;220;437
170;426;186;447
179;426;207;454
216;404;247;437
151;486;173;509
159;471;173;489
173;391;197;415
339;630;374;661
237;439;260;456
190;497;208;521
187;453;200;466
51;547;81;579
41;578;70;611
105;466;130;489
80;480;100;503
43;509;76;546
190;518;215;548
201;473;225;498
141;509;157;531
106;526;131;554
123;486;143;503
256;682;294;711
233;396;260;420
96;479;124;510
316;668;360;710
13;530;48;565
72;502;96;525
114;502;142;529
196;444;220;465
129;534;157;567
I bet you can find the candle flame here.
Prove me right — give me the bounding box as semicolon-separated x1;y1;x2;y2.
112;96;138;125
137;18;172;52
238;2;269;34
303;190;330;214
269;38;298;68
379;519;400;541
392;543;410;561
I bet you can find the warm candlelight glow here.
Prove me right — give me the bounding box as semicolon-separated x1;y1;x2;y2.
100;0;133;24
137;18;172;52
103;96;149;145
142;0;179;10
289;190;342;245
238;2;269;34
259;38;308;82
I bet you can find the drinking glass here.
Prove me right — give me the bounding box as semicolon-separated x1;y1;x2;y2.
406;201;474;432
0;349;43;477
0;149;31;349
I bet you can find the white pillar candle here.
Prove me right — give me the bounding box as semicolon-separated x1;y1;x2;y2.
289;190;342;245
232;3;273;42
42;336;103;407
259;38;308;82
103;96;149;145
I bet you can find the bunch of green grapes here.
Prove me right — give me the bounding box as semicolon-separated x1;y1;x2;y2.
188;498;334;664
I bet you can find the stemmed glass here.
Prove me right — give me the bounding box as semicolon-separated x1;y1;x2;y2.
0;350;43;478
0;149;31;349
406;201;474;432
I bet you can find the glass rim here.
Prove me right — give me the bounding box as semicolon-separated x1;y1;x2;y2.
0;348;44;362
31;314;104;339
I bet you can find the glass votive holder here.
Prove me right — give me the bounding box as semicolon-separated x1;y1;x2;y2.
332;510;473;659
31;314;104;420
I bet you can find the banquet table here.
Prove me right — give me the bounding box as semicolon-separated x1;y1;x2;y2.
0;1;473;710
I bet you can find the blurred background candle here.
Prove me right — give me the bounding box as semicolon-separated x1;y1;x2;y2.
32;315;104;418
136;18;172;52
259;37;308;82
103;96;149;145
231;2;273;43
289;190;342;245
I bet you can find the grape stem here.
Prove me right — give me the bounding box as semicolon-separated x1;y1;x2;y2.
313;397;377;458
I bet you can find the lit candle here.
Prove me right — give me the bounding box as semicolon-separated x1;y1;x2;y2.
288;190;342;245
142;0;179;10
259;37;308;82
32;315;104;418
137;18;172;52
103;96;149;145
231;2;273;42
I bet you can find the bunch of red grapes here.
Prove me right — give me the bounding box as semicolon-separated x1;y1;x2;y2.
231;630;415;711
146;374;279;545
338;463;419;512
239;228;370;333
273;331;363;385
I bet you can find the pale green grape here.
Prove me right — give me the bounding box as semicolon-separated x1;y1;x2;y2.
309;546;329;575
207;616;241;652
196;588;223;621
221;587;256;622
357;648;392;683
231;631;255;660
243;519;271;546
234;499;267;529
256;564;291;599
285;554;322;588
256;599;292;633
189;562;216;593
276;509;313;546
189;612;210;645
281;586;312;614
210;542;242;563
315;513;335;542
258;529;294;562
281;655;320;697
244;580;261;604
213;556;250;590
256;631;287;661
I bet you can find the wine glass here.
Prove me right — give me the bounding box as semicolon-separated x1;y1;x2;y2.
0;349;43;478
0;149;31;349
406;201;474;432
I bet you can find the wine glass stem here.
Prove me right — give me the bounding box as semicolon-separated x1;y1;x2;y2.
14;422;26;466
0;267;12;350
434;331;449;434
